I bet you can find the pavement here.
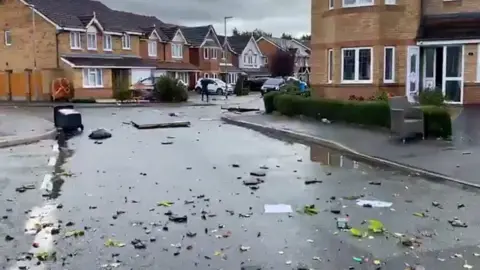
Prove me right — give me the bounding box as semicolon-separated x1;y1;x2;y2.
223;107;480;187
1;104;480;269
0;108;56;148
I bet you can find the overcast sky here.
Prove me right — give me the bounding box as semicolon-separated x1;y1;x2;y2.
99;0;311;38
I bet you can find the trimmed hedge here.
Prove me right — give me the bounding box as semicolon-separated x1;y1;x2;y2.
265;94;452;139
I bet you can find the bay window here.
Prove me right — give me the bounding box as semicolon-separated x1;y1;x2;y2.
341;47;372;83
82;68;103;88
343;0;373;7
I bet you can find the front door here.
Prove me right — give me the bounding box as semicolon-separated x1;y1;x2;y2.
406;46;420;103
443;45;463;103
423;47;436;90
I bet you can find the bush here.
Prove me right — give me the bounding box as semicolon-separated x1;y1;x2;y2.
263;91;281;114
234;74;247;96
267;93;452;139
419;89;444;106
154;76;188;102
421;105;452;138
113;88;132;102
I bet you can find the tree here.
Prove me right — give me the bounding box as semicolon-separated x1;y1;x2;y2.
281;33;293;40
269;49;295;77
231;27;272;39
299;34;311;41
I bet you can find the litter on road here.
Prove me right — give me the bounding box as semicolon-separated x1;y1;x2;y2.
264;204;293;213
130;121;191;129
356;199;393;208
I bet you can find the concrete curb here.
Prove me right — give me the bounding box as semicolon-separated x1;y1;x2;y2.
0;128;57;148
0;102;218;109
221;116;480;189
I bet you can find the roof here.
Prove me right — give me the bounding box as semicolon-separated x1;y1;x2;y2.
61;55;156;68
418;13;480;41
155;62;200;71
180;25;213;46
24;0;166;36
222;35;252;54
259;36;310;56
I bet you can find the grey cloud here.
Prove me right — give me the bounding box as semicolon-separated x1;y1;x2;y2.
98;0;310;37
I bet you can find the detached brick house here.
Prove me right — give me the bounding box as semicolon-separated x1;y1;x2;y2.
312;0;480;104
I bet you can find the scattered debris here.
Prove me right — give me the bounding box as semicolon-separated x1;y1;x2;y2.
239;245;251;252
413;212;428;218
250;171;266;177
168;215;188;223
305;179;323;185
131;121;191;129
264;204;293;213
35;251;56;261
131;239;147;249
303;205;319;215
221;106;260;112
368;181;381;186
449;218;468;228
432;201;443;209
161;141;174;145
336;217;350;229
232;164;240;168
186;231;197;238
65;230;85;238
104;239;126;247
458;203;466;209
356;199;392;208
157;201;174;207
5;235;14;241
243;178;264;186
15;184;36;193
88;128;112;140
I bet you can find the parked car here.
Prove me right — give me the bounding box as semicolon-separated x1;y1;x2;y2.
261;77;285;94
245;77;268;92
194;78;233;95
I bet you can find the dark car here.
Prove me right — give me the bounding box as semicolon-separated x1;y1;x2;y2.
260;77;285;94
245;77;268;92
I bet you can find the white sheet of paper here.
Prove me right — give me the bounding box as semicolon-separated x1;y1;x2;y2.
356;199;393;208
264;204;293;213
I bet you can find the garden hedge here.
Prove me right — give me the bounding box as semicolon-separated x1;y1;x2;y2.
265;93;452;139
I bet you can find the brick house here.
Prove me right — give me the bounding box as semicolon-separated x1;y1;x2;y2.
181;25;223;89
257;36;310;81
217;35;243;84
311;0;480;104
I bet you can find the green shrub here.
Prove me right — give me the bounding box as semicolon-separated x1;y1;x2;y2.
421;105;452;138
113;88;132;102
269;94;452;139
263;91;280;114
154;76;188;102
419;89;444;106
234;75;246;96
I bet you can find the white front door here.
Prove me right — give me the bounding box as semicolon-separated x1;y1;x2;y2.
443;45;464;104
423;47;436;90
406;46;420;103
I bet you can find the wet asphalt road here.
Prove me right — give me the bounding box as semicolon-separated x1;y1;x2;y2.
2;105;480;269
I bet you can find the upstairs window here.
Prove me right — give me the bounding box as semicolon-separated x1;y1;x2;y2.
203;47;209;59
4;30;11;46
148;40;157;57
103;35;112;51
87;32;97;50
172;43;183;59
343;0;373;7
122;34;131;49
70;32;81;49
211;48;217;59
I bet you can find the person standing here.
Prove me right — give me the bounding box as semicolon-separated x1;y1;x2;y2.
201;79;210;102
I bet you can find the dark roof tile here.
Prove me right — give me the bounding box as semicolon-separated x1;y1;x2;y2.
180;25;211;46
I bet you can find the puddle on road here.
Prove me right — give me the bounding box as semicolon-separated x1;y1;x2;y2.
309;144;377;173
45;141;75;199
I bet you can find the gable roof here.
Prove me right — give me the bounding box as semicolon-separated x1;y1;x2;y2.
181;25;221;47
226;35;252;54
257;36;310;56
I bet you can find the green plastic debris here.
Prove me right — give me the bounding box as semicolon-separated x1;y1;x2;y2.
157;201;174;207
368;219;385;233
104;238;126;247
303;205;319;215
353;256;363;263
413;212;427;218
65;230;85;237
350;228;367;238
35;251;56;261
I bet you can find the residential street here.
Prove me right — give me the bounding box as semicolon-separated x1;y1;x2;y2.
2;104;480;270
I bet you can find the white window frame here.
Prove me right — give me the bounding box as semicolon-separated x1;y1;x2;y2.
82;68;103;88
477;44;480;82
222;50;226;59
171;43;183;59
327;49;333;83
385;0;396;4
4;30;12;46
383;46;395;83
122;34;131;50
70;32;81;49
148;40;157;57
103;35;112;51
87;32;97;50
341;47;373;84
342;0;374;8
211;48;217;59
329;0;334;9
203;47;210;59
